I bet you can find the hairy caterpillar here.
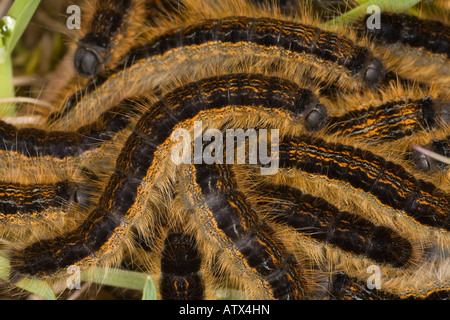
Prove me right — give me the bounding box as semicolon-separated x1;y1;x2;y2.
326;271;450;300
0;102;139;163
74;0;186;77
74;0;146;77
121;16;384;87
354;11;450;89
159;228;205;300
181;162;306;300
0;180;80;225
411;135;450;171
357;12;450;58
325;97;450;141
276;134;450;231
257;183;414;268
0;159;99;245
4;0;450;300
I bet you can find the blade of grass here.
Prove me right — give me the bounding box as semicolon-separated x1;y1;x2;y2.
81;266;157;296
354;0;421;17
0;15;16;116
323;0;423;26
142;276;157;300
0;252;156;299
0;0;41;116
15;278;57;300
0;56;14;116
0;252;56;300
3;0;41;56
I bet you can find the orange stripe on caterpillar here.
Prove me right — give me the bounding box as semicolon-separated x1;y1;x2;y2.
0;180;87;225
277;135;450;231
326;271;450;300
258;183;414;268
325;97;450;141
159;229;205;300
0;102;139;161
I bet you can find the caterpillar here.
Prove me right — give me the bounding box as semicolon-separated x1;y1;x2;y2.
0;102;139;163
411;135;450;171
354;11;450;89
74;0;186;77
74;0;146;77
0;180;81;225
356;12;450;58
0;160;99;245
159;228;205;300
276;134;450;231
326;271;450;300
257;183;414;268
325;97;450;141
181;162;306;300
122;16;384;87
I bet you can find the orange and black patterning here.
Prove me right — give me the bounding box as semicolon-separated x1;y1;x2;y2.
326;97;450;141
8;73;325;281
327;272;450;300
121;16;385;87
185;163;306;300
51;14;384;123
159;229;205;300
4;0;450;301
356;12;450;58
259;183;413;268
277;135;450;231
0;102;139;160
0;180;77;224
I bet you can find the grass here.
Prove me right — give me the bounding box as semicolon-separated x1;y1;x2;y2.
0;0;41;117
0;252;157;300
323;0;423;26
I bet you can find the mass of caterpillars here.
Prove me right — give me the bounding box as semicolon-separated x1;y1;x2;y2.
0;0;449;300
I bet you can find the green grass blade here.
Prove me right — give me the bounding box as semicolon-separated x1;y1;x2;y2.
0;56;15;116
0;253;56;300
81;266;156;293
0;251;156;299
0;0;41;116
3;0;41;56
324;0;423;26
16;278;57;300
142;276;157;300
